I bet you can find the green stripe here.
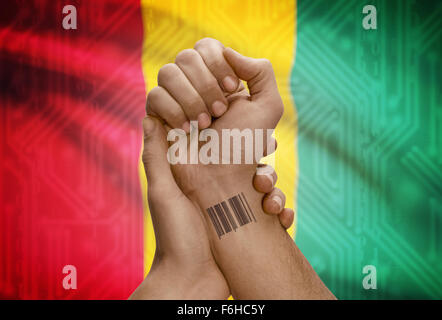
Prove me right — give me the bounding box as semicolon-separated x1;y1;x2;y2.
293;0;442;299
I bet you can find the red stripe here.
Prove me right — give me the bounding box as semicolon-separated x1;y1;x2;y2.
0;0;145;299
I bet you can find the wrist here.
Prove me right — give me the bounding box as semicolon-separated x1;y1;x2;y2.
185;164;257;207
185;164;283;247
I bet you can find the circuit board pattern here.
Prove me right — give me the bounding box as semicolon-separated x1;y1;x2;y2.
294;0;442;299
0;0;146;299
1;0;440;300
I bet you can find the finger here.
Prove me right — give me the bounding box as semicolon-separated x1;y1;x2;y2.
194;38;239;93
279;208;294;230
253;164;278;194
146;86;188;132
223;47;284;122
262;188;285;215
142;116;197;258
175;49;229;117
142;116;181;197
158;63;211;129
225;81;249;104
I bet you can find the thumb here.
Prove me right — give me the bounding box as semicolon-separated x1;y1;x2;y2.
223;47;281;107
142;116;180;195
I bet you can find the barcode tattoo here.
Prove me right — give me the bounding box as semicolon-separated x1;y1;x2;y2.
206;192;257;239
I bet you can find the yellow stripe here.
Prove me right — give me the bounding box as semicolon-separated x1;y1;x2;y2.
140;0;298;277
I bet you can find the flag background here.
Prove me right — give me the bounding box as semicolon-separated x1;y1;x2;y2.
294;0;442;299
0;0;441;299
0;0;145;299
139;0;298;278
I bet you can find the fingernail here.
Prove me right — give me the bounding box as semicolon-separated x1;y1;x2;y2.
142;117;155;135
256;165;274;176
271;195;283;212
222;76;237;92
265;174;274;186
212;100;227;117
182;121;190;133
197;113;211;129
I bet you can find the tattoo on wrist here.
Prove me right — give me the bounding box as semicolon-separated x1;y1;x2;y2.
206;192;256;239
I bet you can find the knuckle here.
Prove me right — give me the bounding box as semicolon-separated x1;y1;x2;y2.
158;63;179;83
200;79;219;95
168;105;185;121
258;58;273;71
175;49;199;65
146;86;163;108
206;58;224;72
194;37;219;49
147;86;162;101
186;97;204;114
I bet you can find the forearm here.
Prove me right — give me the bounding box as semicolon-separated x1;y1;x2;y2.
129;259;227;300
191;167;335;300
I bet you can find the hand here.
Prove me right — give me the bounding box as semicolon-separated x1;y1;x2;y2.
130;116;227;299
147;38;244;131
147;38;283;198
148;38;334;299
130;117;294;299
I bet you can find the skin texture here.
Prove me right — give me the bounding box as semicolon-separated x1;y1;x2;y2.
134;38;335;300
130;118;227;299
130;118;293;299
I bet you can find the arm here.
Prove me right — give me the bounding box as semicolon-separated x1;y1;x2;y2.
193;47;335;299
130;117;295;299
191;168;335;299
148;39;336;299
